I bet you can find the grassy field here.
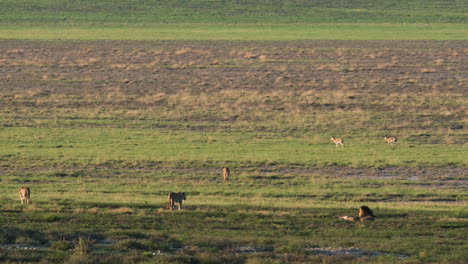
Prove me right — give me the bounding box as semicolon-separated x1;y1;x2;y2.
1;23;467;40
2;0;466;24
0;0;467;40
0;1;467;263
0;39;466;263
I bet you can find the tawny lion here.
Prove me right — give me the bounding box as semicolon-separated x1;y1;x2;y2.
223;167;230;181
340;206;375;222
19;187;31;204
167;192;186;211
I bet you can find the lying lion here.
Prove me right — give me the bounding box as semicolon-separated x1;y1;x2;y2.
340;206;375;222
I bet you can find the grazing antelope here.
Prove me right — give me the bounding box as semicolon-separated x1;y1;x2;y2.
384;136;398;146
18;187;31;204
223;167;230;181
330;136;344;148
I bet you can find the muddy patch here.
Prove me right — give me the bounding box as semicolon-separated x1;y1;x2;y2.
232;246;409;258
0;244;48;250
305;247;409;258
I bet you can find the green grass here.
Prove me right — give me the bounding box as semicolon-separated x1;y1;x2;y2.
1;174;466;263
1;0;466;24
0;0;466;40
0;127;466;169
0;23;466;40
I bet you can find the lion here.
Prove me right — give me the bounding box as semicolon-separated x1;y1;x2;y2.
339;216;359;221
167;192;186;211
340;206;375;222
358;205;375;221
18;187;31;204
223;167;230;181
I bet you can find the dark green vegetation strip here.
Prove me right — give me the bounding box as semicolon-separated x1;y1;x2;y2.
0;0;467;40
0;40;467;263
1;0;467;24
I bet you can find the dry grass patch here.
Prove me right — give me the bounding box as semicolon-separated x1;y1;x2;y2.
110;64;128;69
175;48;192;55
136;93;167;104
420;68;437;73
88;207;100;214
73;208;86;214
7;48;25;54
108;207;135;214
23;203;44;212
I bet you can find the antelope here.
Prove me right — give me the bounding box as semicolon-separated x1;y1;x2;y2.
18;187;31;204
223;167;230;181
384;136;398;146
330;136;344;148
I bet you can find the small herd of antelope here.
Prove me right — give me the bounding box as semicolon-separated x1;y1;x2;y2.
331;136;399;148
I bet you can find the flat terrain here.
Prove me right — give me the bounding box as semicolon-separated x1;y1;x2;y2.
0;40;467;263
2;0;466;24
1;1;466;263
0;0;466;40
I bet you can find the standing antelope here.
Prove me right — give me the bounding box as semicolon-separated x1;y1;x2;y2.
330;136;344;148
223;167;230;181
18;187;31;204
384;136;398;146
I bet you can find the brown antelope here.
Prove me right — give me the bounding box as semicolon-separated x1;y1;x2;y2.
223;167;230;181
384;136;398;146
330;136;344;148
18;187;31;204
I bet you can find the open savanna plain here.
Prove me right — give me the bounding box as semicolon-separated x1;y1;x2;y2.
0;39;467;263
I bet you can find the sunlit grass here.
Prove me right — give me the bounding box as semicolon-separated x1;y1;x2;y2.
0;23;466;40
0;127;465;168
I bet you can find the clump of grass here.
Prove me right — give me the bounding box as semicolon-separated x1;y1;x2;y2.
420;68;437;73
113;239;148;251
74;236;93;257
43;213;64;222
147;233;183;251
107;207;135;214
50;240;73;251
